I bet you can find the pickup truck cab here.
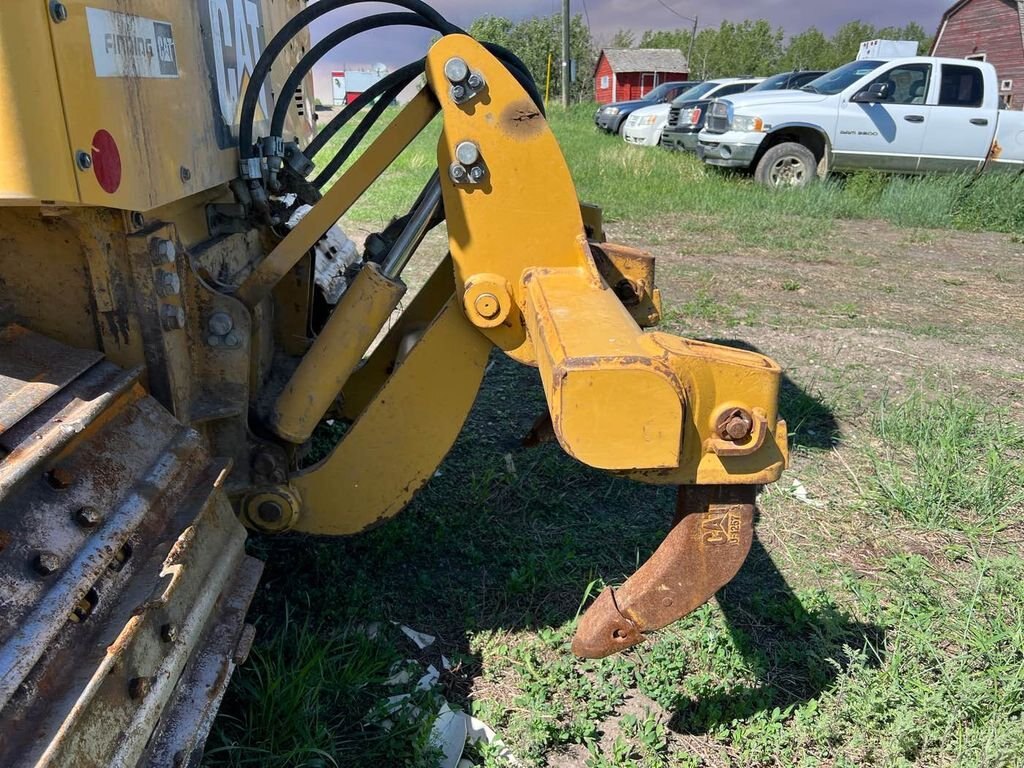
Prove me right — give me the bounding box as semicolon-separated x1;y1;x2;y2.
663;71;823;152
623;79;762;148
696;57;1024;187
594;81;700;135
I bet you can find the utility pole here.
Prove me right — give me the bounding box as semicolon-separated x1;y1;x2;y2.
561;0;570;107
687;15;698;76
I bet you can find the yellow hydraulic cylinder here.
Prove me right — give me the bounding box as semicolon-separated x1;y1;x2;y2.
271;262;406;444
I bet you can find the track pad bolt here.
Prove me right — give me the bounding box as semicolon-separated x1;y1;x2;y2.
33;551;60;576
161;304;186;331
156;271;181;297
74;506;102;528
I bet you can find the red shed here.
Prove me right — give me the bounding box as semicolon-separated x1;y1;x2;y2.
932;0;1024;108
594;49;689;105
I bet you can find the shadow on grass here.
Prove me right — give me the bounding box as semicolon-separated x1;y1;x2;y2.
666;532;885;734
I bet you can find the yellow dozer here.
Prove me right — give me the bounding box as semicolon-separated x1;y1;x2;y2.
0;1;788;764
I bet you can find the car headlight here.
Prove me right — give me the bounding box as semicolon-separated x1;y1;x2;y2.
641;115;659;126
731;115;765;132
604;107;620;116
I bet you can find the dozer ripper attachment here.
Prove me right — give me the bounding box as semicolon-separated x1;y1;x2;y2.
0;0;787;761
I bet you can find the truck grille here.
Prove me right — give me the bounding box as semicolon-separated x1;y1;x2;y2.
667;107;681;128
706;102;729;134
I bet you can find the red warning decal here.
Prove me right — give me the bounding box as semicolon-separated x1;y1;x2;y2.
91;129;122;194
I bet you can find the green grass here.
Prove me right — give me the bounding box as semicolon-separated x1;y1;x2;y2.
207;104;1024;767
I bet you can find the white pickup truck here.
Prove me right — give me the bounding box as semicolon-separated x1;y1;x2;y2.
696;57;1024;187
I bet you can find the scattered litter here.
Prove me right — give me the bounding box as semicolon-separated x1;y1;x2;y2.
434;470;444;478
416;664;440;691
465;715;521;765
276;193;297;207
400;625;436;649
441;655;452;671
503;453;517;476
484;360;497;375
430;703;468;768
791;479;826;509
385;662;415;686
457;760;475;768
383;693;412;715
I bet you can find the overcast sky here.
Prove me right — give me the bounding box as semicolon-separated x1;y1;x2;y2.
309;0;947;76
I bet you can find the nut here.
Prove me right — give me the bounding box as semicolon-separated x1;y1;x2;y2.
74;506;102;528
33;551;60;576
717;409;754;442
208;311;234;336
468;165;487;183
450;163;468;183
444;57;469;83
450;84;466;101
161;304;186;331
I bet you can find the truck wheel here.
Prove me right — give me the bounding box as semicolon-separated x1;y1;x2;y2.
755;142;817;189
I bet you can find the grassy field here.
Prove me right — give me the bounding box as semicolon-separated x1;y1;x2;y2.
205;104;1024;767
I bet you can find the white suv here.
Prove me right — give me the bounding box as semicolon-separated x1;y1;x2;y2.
622;78;765;147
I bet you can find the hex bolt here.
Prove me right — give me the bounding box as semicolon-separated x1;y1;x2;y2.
444;57;469;83
160;623;178;643
455;141;480;166
466;72;485;90
156;271;181;297
468;165;487;183
179;166;192;183
207;311;234;337
74;506;102;528
474;293;500;320
128;676;152;700
75;150;92;171
257;500;284;524
161;304;186;331
222;331;241;349
206;334;223;348
450;84;466;102
717;409;754;442
49;2;68;23
130;212;146;230
151;238;177;266
449;163;468;183
33;551;60;576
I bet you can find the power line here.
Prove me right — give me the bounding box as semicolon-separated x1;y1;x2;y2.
579;0;593;38
654;0;695;23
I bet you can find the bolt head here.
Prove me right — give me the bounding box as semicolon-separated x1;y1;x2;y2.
466;72;485;90
74;506;102;528
157;271;181;297
180;166;192;183
33;551;60;576
208;311;234;336
161;304;186;331
50;2;68;23
718;409;754;442
455;141;480;166
444;57;469;83
469;165;487;183
75;150;92;171
223;331;241;349
257;501;284;524
152;238;177;265
449;163;468;183
450;84;466;102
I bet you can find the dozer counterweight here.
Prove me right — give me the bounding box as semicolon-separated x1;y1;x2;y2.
0;1;788;764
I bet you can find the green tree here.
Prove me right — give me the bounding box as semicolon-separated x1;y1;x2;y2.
781;27;833;71
829;21;877;68
609;28;636;48
467;14;596;102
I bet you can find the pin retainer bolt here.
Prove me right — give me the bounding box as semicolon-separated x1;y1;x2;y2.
75;150;92;171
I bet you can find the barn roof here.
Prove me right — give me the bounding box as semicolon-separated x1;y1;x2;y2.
597;48;688;75
932;0;1024;53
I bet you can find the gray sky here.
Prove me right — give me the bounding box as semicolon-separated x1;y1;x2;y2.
309;0;946;86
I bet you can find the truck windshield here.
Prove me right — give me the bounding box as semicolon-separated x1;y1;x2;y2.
671;82;718;105
749;73;791;92
802;60;885;95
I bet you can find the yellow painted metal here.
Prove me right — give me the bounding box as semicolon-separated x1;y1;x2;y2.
0;3;78;203
291;295;492;535
425;35;595;364
271;263;407;444
0;0;313;209
236;89;440;308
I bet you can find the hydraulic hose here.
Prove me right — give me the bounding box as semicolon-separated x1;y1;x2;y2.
271;12;434;139
239;0;459;157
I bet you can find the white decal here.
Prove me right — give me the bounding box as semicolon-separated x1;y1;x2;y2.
86;7;179;79
208;0;269;129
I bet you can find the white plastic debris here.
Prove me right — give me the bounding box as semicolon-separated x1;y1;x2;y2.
503;453;517;476
385;661;416;686
791;479;826;509
400;625;436;649
430;703;468;768
441;655;453;671
416;665;440;691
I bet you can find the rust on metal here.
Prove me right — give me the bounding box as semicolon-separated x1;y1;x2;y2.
572;485;756;659
716;408;754;442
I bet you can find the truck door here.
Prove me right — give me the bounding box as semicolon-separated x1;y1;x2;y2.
919;63;992;172
833;63;933;172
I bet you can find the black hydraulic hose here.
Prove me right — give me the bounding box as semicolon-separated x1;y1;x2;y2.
271;12;434;139
239;0;459;158
483;43;545;115
306;60;425;159
313;78;411;187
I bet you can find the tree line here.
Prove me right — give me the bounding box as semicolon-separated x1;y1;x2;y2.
467;15;934;101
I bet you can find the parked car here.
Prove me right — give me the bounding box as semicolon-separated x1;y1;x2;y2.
662;71;825;152
594;81;702;135
623;79;764;147
696;57;1024;187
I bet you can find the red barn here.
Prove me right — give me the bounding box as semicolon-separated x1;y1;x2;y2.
932;0;1024;108
594;49;689;105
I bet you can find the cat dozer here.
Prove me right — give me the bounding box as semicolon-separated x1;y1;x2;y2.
0;1;788;764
